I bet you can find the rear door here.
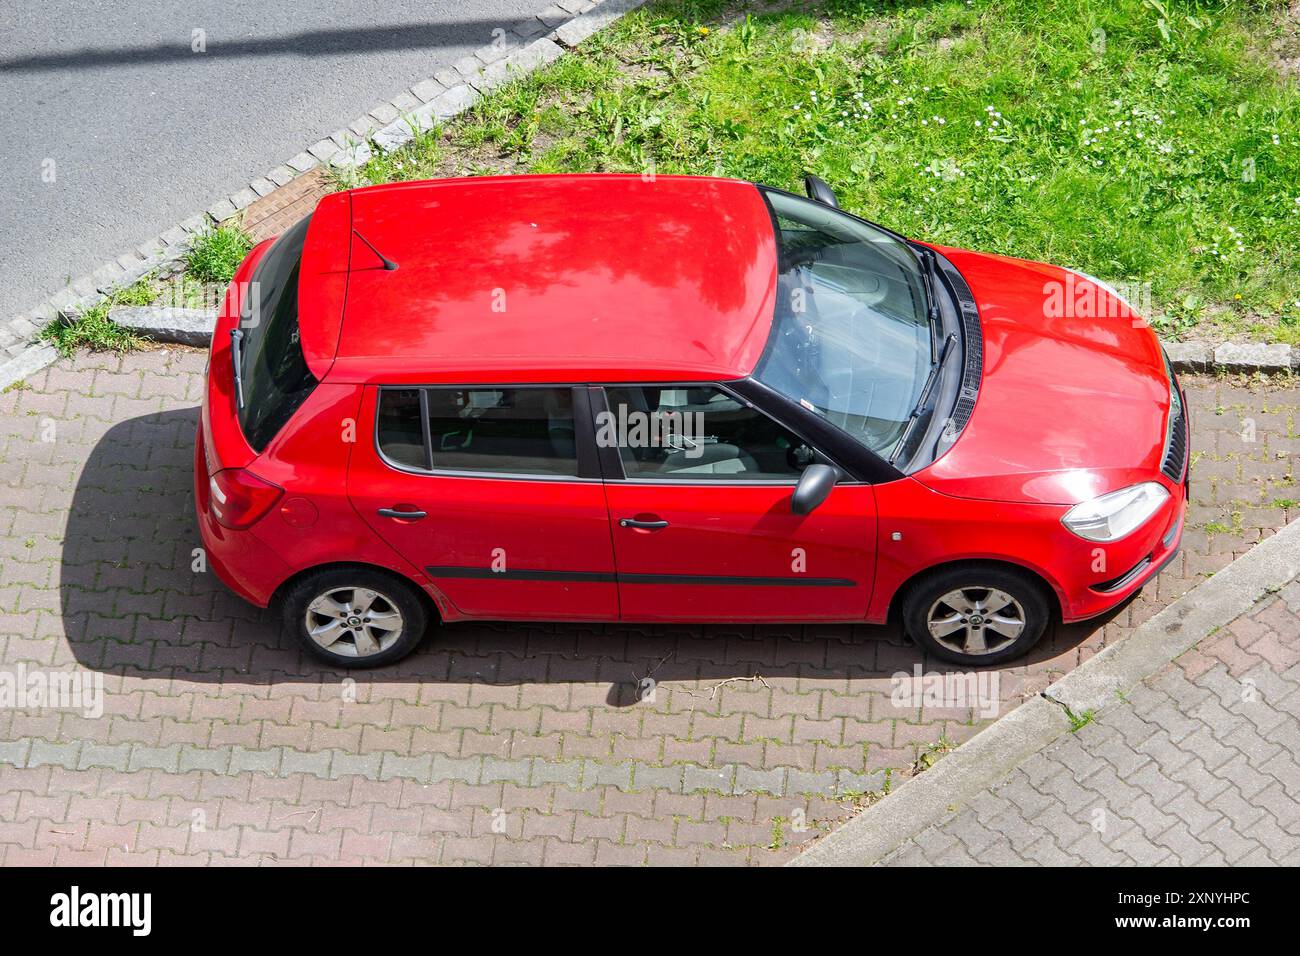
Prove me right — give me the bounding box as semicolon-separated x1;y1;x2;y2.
597;385;876;622
348;384;619;621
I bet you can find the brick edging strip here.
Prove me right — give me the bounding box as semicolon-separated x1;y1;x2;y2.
789;516;1300;867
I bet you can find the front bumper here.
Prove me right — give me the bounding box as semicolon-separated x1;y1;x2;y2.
1062;471;1188;622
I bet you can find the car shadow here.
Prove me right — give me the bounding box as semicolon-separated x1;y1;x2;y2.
59;409;1117;702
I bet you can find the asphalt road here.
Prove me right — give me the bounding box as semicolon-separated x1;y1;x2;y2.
0;1;542;315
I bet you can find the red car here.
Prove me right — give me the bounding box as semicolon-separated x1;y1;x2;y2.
196;174;1187;669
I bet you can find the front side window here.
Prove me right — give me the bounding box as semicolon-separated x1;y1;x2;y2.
754;190;931;458
237;213;318;452
377;387;579;477
602;385;816;481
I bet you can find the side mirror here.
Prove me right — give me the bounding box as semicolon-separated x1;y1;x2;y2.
792;463;837;515
804;174;839;208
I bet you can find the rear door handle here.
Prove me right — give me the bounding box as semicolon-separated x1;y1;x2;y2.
378;507;427;520
619;517;669;530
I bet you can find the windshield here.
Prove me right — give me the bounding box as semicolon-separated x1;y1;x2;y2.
237;213;317;452
754;190;932;458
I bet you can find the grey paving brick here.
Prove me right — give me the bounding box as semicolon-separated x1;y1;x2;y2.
0;738;32;767
734;765;785;796
581;759;633;790
381;751;435;782
329;751;383;781
29;739;82;770
529;757;582;789
479;756;530;786
79;742;132;771
266;164;296;187
630;762;684;793
128;743;182;773
225;745;280;776
429;753;481;785
279;748;332;779
409;79;444;104
286;152;318;173
683;763;735;795
206;198;239;222
835;769;886;796
784;768;836;796
229;187;259;210
178;744;232;775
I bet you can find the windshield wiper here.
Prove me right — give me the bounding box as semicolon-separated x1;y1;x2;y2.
915;247;943;363
229;328;246;410
889;332;957;465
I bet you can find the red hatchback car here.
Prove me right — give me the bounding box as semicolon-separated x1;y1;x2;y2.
196;174;1188;669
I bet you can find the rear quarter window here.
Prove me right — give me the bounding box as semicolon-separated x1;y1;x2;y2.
237;214;317;452
377;386;579;477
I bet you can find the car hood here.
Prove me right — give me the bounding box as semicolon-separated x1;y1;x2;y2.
913;246;1170;506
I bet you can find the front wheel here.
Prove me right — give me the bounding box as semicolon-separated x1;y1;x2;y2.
282;567;429;668
901;565;1051;666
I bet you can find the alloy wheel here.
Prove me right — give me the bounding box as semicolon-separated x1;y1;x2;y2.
925;587;1027;656
304;586;404;658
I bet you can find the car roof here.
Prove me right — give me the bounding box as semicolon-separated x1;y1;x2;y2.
296;174;779;385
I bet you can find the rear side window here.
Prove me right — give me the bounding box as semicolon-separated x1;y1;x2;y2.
237;214;317;452
377;387;579;477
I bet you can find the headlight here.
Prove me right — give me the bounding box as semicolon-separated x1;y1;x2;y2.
1062;482;1169;542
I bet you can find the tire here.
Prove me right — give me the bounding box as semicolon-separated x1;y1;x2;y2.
900;564;1051;666
281;566;429;669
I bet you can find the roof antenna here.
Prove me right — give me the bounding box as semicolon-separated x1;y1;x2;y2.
352;229;399;271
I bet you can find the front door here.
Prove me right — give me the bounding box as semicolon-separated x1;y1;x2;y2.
348;384;618;621
598;385;876;621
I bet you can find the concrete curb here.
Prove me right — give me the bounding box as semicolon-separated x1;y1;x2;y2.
1;0;648;371
109;306;218;348
789;516;1300;867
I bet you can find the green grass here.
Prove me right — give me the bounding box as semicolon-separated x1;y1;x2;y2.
1062;705;1096;731
358;0;1300;342
185;223;254;284
38;280;158;356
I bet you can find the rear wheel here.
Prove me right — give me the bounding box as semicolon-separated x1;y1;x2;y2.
282;567;428;668
901;565;1050;666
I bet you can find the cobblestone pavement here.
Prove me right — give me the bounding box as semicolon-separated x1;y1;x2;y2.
0;351;1296;865
880;581;1300;866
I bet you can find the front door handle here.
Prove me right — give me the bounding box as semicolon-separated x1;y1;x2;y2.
619;517;669;530
378;507;427;520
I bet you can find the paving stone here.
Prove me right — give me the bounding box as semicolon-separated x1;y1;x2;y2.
266;165;296;187
0;330;1295;869
409;79;445;104
206;198;239;222
229;187;259;211
286;152;318;173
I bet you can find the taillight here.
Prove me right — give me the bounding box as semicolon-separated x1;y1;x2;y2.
208;468;283;529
